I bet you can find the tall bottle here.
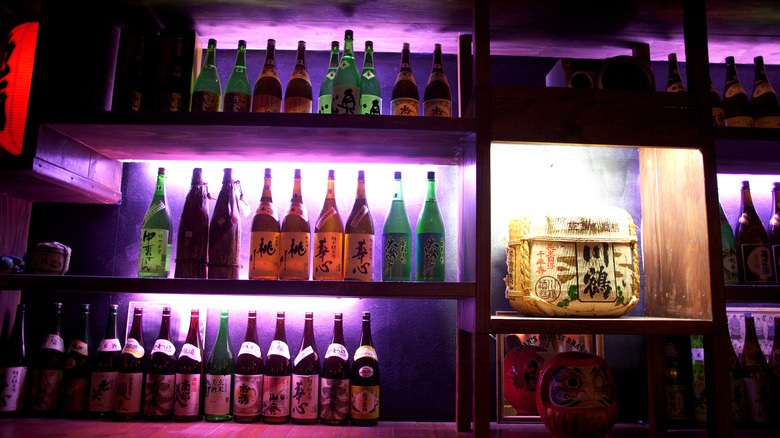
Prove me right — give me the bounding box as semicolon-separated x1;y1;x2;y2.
144;307;176;421
291;312;320;424
664;341;687;423
351;311;379;426
263;311;291;423
391;43;419;116
175;168;211;278
723;56;755;127
223;40;252;112
284;40;313;113
344;171;374;281
318;41;340;114
360;41;381;115
735;181;773;284
769;183;780;284
331;30;360;115
174;309;204;422
313;170;344;280
138;167;173;277
741;316;773;424
690;334;706;424
115;307;146;420
233;311;264;423
710;78;726;127
770;317;780;420
205;310;234;422
158;36;186;112
252;39;282;113
123;36;146;112
87;304;122;418
191;38;222;112
209;168;244;279
719;202;739;285
30;302;65;414
62;304;91;415
249;168;281;280
319;312;349;425
423;43;452;117
751;56;780;128
280;169;311;280
665;53;686;93
727;332;748;425
383;171;412;281
416;171;445;281
0;304;25;417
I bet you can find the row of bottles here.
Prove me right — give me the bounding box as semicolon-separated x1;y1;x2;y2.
138;167;445;281
0;303;379;426
666;53;780;128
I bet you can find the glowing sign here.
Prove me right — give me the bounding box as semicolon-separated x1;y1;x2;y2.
0;22;38;155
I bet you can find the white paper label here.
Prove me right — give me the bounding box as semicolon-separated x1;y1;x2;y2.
204;374;232;415
0;367;26;412
294;346;315;367
174;373;201;417
262;375;291;418
354;345;377;361
291;374;319;420
98;338;122;352
88;371;118;412
179;343;201;362
122;338;144;359
239;342;262;359
151;339;175;357
315;207;337;230
115;372;144;414
319;378;350;422
233;374;264;416
68;339;89;356
268;340;290;359
42;334;64;353
324;343;349;361
144;373;175;416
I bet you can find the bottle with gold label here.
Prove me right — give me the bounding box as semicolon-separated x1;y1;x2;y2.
284;41;313;113
391;43;419;116
115;307;147;420
280;169;311;280
742;316;773;424
331;30;360;115
233;311;264;423
0;304;25;417
174;309;204;422
360;41;381;115
313;170;344;280
351;311;379;426
320;313;349;425
263;312;291;423
138;167;172;278
768;183;780;284
423;43;452;117
88;305;121;418
665;53;686;93
223;40;252;112
175;168;211;279
144;307;176;421
751;56;780;128
62;304;91;416
291;312;320;424
344;171;374;281
249;168;281;280
30;303;65;415
723;56;755;127
735;181;773;284
191;38;222;112
252;39;282;113
318;41;339;114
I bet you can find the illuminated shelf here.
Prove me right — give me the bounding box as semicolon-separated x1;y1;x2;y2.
724;284;780;303
489;313;714;335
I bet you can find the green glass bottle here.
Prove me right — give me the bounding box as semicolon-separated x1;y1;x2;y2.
719;202;739;285
87;304;121;418
391;43;419;116
382;172;412;281
284;40;313;113
423;43;452;117
690;334;706;424
263;311;291;423
350;311;379;426
291;312;320;424
30;303;65;414
344;171;374;281
0;304;25;417
252;39;283;113
319;313;349;425
415;171;445;281
174;309;204;422
723;56;754;127
144;307;176;421
313;170;344;280
205;310;234;422
191;38;222;112
233;310;264;423
115;307;147;420
223;40;252;112
138;167;173;277
331;30;360;115
318;41;339;114
360;41;381;115
62;304;91;416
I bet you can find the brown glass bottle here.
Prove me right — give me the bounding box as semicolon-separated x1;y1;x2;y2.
724;56;755;127
391;43;419;116
87;304;121;418
423;43;452;117
62;304;91;416
665;53;686;93
344;170;374;281
30;303;65;415
313;170;344;280
280;169;311;280
710;78;726;127
735;181;773;284
0;304;25;417
174;309;204;422
350;311;379;426
209;168;243;279
768;182;780;284
252;39;282;113
144;307;176;421
233;311;264;423
115;307;147;420
751;56;780;128
291;312;320;424
284;41;313;113
741;316;773;424
249;168;281;280
262;311;291;423
663;341;687;424
175;168;210;278
727;332;748;425
319;313;349;425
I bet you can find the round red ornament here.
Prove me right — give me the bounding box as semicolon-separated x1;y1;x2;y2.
503;344;548;415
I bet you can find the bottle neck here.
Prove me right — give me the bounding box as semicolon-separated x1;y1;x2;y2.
301;317;315;347
273;316;287;344
50;307;62;337
401;49;412;72
128;311;143;341
432;49;443;73
741;186;755;210
10;305;24;356
185;313;201;347
326;177;336;201
295;44;306;68
215;313;230;346
745;319;759;345
726;61;739;84
363;46;375;70
773;186;780;216
332;317;344;345
104;310;118;340
755;58;768;83
343;37;354;59
235;45;247;69
154;172;167;201
359;318;373;347
261;176;273;202
291;177;303;203
244;315;258;344
426;178;437;203
158;312;171;341
205;45;217;68
667;56;679;78
393;178;405;202
329;45;340;69
78;310;91;343
355;177;366;200
265;45;276;66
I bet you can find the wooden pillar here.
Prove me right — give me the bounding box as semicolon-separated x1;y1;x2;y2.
0;193;32;337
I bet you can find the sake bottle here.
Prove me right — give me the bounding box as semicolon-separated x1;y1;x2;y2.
174;168;211;279
62;304;91;415
209;168;243;279
751;56;780;128
158;36;186;112
223;40;252;112
318;41;340;114
770;317;780;412
350;311;379;426
719;202;739;285
291;312;320;424
735;181;773;284
319;312;349;425
144;307;176;421
742;316;773;424
88;304;122;418
344;171;374;281
284;40;313;113
30;303;65;414
416;171;445;281
263;311;291;423
331;30;360;115
191;38;222;112
174;309;204;422
423;43;452;117
382;171;412;281
665;53;686;93
123;36;146;112
769;182;780;284
690;334;706;424
313;170;344;280
280;169;311;280
138;167;172;278
727;332;748;425
115;307;146;420
360;41;381;115
249;168;281;280
252;39;282;113
205;310;234;422
233;310;264;423
663;340;686;423
723;56;755;127
0;304;25;417
391;43;419;116
710;78;726;127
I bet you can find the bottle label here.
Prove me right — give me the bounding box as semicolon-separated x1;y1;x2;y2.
144;373;175;416
293;346;315;367
358;365;374;378
744;377;772;422
725;84;747;99
316;207;338;230
291;374;319;420
313;231;344;279
139;228;170;276
740;244;773;283
320;378;349;421
360;94;382;115
284;96;313;114
88;371;118;412
41;333;64;352
383;233;411;280
344;233;373;280
68;339;88;356
691;348;704;361
354;345;378;361
31;369;62;410
712;107;725;127
392;97;419;116
252;94;282;113
204;374;232;415
723;246;739;284
318;94;332;114
350;385;379;420
692;377;707;423
349;205;370;228
0;366;26;412
268;340;290;359
752;82;775;98
325;343;348;361
726;115;755;127
99;338;122;352
115;372;144;414
262;375;291;417
331;85;360;115
239;341;262;359
249;231;281;279
151;339;175;356
233;374;263;416
665;384;686;420
416;233;445;281
174;373;201;416
179;343;201;362
122;338;145;359
730;377;747;422
63;377;89;412
280;231;310;280
755;116;780;128
160;92;183;112
424;99;452;117
223;92;251;112
191;90;221;112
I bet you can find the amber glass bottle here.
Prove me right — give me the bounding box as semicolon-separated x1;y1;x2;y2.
249;168;281;280
252;39;282;113
423;43;452;117
344;171;374;281
280;169;311;280
391;43;419;116
284;41;313;113
723;56;755;127
313;170;344;280
291;312;320;424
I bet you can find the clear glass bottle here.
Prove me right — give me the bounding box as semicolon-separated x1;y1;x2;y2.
291;312;320;424
723;56;755;127
205;310;234;422
313;170;344;280
115;307;146;420
223;40;252;112
719;202;739;285
0;304;25;417
280;169;311;280
665;53;686;93
30;303;65;414
415;171;445;281
344;171;374;281
208;168;243;279
350;311;379;426
138;167;173;277
191;38;222;112
751;56;780;128
391;43;419;116
88;304;121;418
284;40;313;113
252;39;282;113
741;316;773;423
331;30;361;115
174;309;204;422
175;168;211;279
233;310;264;423
62;304;91;415
144;306;176;421
319;312;349;425
423;43;452;117
383;171;412;281
735;181;773;284
263;311;291;423
360;41;381;115
249;168;281;280
318;41;340;114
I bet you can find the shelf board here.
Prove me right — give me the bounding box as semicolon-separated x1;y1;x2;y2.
42;112;476;165
725;284;780;303
0;274;475;299
489;314;714;335
715;129;780;174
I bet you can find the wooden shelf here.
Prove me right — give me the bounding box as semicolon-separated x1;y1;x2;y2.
715;129;780;174
488;313;714;335
724;284;780;304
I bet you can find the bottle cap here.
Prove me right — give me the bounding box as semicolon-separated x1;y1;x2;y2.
742;180;750;189
238;40;247;48
208;38;217;46
294;168;302;178
192;167;203;183
162;306;171;313
265;168;272;178
435;43;442;51
358;170;365;179
394;171;402;179
331;41;339;48
277;311;285;318
754;56;764;64
345;29;353;39
725;56;735;64
298;40;306;47
158;167;165;174
428;171;435;180
328;169;335;178
223;168;233;182
403;42;410;51
81;303;90;311
366;41;373;49
363;311;370;319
